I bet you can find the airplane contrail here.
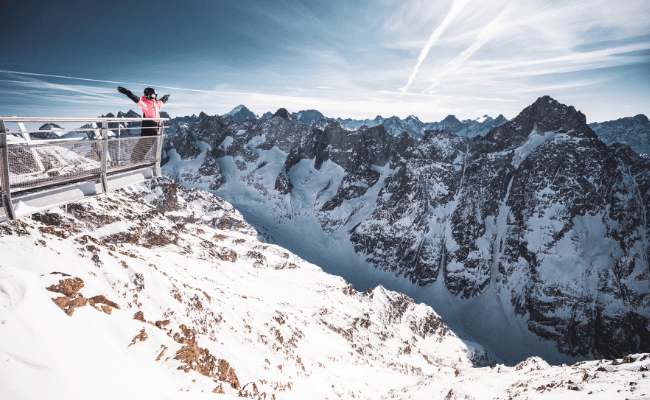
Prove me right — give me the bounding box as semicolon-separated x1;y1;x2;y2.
399;0;470;96
0;69;214;93
427;2;512;92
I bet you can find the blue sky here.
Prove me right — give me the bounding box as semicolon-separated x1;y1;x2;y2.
0;0;648;122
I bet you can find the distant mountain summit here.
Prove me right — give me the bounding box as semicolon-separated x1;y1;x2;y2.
259;111;274;120
292;109;326;125
589;114;650;155
223;104;257;121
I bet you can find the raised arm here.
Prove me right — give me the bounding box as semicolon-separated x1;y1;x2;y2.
160;94;170;103
117;86;140;103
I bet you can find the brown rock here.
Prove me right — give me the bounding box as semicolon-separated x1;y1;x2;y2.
129;329;148;346
69;296;88;308
52;296;71;311
172;328;240;390
101;305;112;315
46;277;84;297
51;292;87;317
89;295;120;310
156;345;168;362
155;320;171;329
212;384;225;394
218;359;241;389
133;311;145;321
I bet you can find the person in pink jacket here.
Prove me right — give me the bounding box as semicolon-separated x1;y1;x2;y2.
117;86;170;163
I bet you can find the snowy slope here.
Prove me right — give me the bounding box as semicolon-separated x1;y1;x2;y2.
1;178;648;400
161;96;650;365
1;178;489;399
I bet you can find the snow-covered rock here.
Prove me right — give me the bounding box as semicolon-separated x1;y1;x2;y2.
223;105;257;122
291;109;325;125
590;114;650;156
162;96;650;364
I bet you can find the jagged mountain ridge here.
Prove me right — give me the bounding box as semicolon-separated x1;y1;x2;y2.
221;105;507;139
589;114;650;156
334;113;509;139
162;96;650;364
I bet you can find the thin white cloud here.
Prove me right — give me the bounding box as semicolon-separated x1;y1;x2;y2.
427;1;513;92
399;0;470;96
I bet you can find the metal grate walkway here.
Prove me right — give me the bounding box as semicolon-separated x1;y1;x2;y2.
0;116;168;223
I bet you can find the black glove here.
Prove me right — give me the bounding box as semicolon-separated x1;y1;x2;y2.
118;86;140;103
160;94;170;103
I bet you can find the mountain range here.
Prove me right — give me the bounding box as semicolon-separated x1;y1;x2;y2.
222;104;508;139
162;96;650;365
106;105;649;157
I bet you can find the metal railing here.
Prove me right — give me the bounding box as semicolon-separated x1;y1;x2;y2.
0;116;168;222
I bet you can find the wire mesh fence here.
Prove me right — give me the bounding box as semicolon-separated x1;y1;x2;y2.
0;117;166;218
7;140;103;189
107;136;159;171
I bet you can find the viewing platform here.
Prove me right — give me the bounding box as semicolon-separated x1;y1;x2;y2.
0;116;168;223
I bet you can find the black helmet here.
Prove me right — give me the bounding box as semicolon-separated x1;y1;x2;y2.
144;87;157;100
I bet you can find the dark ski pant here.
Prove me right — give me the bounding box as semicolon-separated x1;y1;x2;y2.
130;127;158;164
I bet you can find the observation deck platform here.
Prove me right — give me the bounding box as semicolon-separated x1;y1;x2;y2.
0;116;168;223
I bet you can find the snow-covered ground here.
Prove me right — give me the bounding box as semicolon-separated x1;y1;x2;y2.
1;178;648;399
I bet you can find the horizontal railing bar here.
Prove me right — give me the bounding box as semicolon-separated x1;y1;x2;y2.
1;117;169;123
5;125;169;135
9;161;157;195
7;133;164;147
7;135;159;147
7;136;95;145
10;171;102;194
107;161;158;174
6;129;99;135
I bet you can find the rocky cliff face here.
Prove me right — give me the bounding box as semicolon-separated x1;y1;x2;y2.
590;114;650;156
162;96;650;363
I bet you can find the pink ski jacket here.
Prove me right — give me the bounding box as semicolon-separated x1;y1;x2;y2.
137;96;164;121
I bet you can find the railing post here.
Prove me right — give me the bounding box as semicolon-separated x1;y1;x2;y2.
0;119;16;221
100;121;109;193
154;120;164;178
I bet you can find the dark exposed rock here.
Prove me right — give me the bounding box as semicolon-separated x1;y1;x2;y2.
223;105;257;122
273;108;291;120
